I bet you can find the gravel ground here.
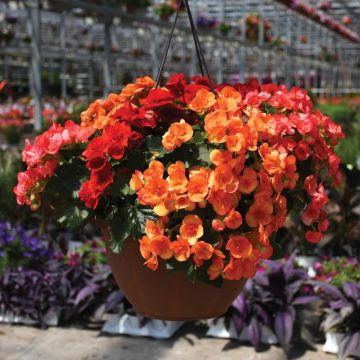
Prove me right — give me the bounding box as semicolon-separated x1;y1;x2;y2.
0;323;341;360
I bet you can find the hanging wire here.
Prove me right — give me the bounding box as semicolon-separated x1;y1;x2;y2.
155;0;214;93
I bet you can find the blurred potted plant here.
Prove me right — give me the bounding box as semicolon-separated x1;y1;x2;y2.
217;22;232;37
314;257;360;287
121;0;151;14
208;256;321;352
317;282;360;358
154;1;176;21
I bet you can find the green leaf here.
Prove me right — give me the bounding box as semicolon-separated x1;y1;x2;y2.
107;208;132;254
58;205;89;228
45;159;88;198
107;206;157;254
126;206;157;238
145;134;167;158
110;173;134;197
197;145;212;165
192;131;205;145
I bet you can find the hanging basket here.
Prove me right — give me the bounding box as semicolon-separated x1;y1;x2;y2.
14;0;344;325
101;224;246;321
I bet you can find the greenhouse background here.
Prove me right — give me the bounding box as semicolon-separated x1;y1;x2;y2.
0;0;359;359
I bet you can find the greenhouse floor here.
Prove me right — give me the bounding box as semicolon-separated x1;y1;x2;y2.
0;323;340;360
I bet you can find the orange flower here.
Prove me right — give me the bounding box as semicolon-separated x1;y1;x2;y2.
179;214;203;245
223;257;243;280
188;168;210;202
130;170;144;191
208;189;238;216
139;235;151;259
242;259;257;278
243;124;258;151
148;235;173;260
204;110;229;143
258;224;270;246
213;164;234;190
226;133;246;152
136;76;156;88
167;161;188;194
80;100;107;129
175;194;192;210
259;144;286;175
171;236;191;262
172;120;194;143
207;250;225;280
237;168;258;194
144;254;158;271
228;116;244;135
145;220;163;239
119;76;155;102
230;154;246;176
226;235;253;258
154;201;173;216
212;218;226;232
188;89;216;113
210;149;233;166
247;107;270;132
162;120;193;151
271;173;284;193
138;178;169;206
162;132;177;152
143;160;164;181
224;209;243;229
214;86;242;114
191;241;214;260
245;200;273;227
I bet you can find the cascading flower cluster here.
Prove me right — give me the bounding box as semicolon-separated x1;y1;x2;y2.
15;73;344;284
14;121;95;210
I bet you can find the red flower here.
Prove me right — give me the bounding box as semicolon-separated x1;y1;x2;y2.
304;175;317;195
87;156;108;171
295;140;311;161
109;102;157;129
141;89;175;109
83;137;108;161
91;162;114;191
79;181;102;209
107;144;125;160
191;76;212;87
305;231;323;244
166;73;187;97
261;83;279;94
104;122;131;147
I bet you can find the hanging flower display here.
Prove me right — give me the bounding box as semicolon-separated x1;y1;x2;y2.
15;73;344;282
299;34;308;44
245;14;272;43
317;0;332;12
154;1;178;21
286;0;360;43
342;16;352;26
13;0;345;320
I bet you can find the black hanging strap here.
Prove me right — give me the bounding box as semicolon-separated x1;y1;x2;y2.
155;2;181;87
155;0;214;93
183;0;214;92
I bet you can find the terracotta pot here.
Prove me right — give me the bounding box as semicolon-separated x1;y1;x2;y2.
100;224;247;321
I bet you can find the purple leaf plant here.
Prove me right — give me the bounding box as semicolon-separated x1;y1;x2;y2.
315;281;360;359
225;255;320;352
